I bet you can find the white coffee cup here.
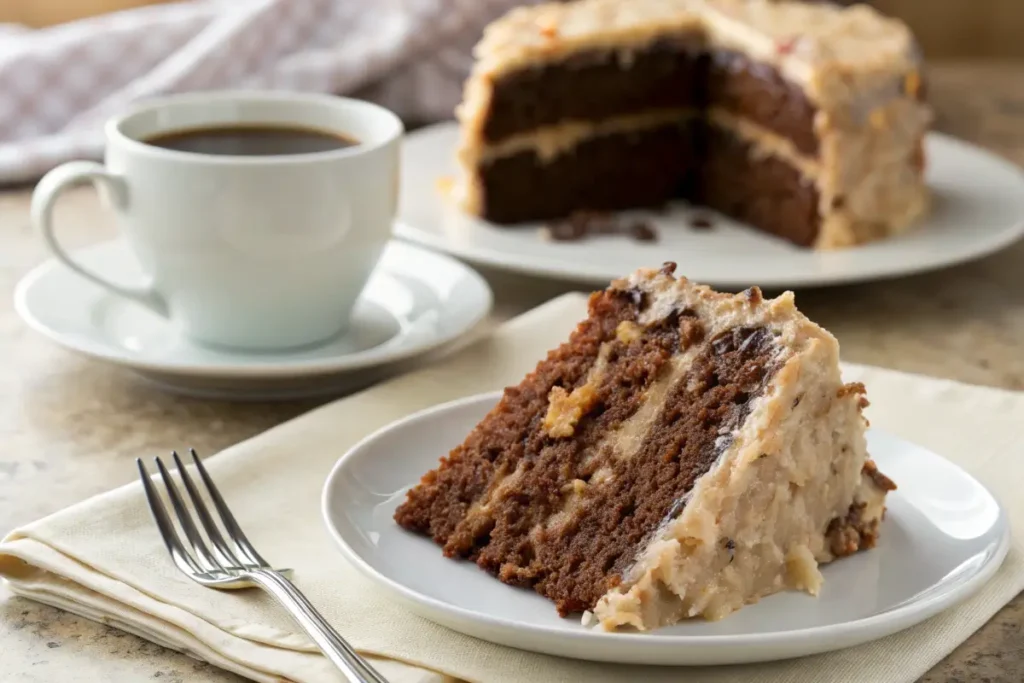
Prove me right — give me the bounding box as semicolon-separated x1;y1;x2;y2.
31;91;403;351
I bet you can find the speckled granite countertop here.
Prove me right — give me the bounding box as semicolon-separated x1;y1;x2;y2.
2;61;1023;682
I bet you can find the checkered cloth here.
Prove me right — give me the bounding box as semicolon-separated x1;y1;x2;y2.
0;0;535;184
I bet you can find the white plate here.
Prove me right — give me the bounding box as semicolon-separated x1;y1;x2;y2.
15;240;492;400
396;122;1024;288
322;391;1010;666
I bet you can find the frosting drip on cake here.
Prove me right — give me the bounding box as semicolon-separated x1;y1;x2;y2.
469;109;698;165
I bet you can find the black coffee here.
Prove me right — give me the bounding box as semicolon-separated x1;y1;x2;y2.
144;124;358;156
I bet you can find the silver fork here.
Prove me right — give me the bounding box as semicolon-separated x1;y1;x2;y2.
137;449;388;683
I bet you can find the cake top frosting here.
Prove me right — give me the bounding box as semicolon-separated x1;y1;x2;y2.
613;262;826;347
472;0;920;100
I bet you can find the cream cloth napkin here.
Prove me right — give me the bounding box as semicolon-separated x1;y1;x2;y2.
1;293;1023;683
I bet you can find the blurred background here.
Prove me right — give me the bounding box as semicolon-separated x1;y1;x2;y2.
0;0;1019;185
873;0;1024;60
2;0;1023;59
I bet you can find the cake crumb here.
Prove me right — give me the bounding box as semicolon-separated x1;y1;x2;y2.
435;175;455;196
742;286;763;305
785;545;823;594
689;214;715;230
629;220;657;242
562;478;588;496
545;212;602;241
836;382;866;399
678;317;705;350
616;320;643;344
544;382;598;438
544;212;657;243
863;459;897;491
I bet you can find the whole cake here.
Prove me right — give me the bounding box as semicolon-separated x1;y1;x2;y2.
395;264;895;630
454;0;931;249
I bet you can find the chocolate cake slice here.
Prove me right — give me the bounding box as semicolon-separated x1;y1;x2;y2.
394;264;894;630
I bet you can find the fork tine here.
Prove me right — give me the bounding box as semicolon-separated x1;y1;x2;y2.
154;455;222;573
137;459;205;577
171;450;247;569
189;448;272;568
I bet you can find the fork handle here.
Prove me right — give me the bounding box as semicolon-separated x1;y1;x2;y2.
246;568;389;683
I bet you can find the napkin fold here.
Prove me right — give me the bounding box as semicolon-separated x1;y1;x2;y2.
2;293;1023;683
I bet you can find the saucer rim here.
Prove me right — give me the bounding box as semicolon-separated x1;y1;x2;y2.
14;238;493;379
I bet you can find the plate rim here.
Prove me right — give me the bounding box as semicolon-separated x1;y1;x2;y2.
396;122;1024;288
321;390;1011;664
13;238;493;380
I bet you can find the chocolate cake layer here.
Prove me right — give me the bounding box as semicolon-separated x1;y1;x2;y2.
395;288;781;616
694;124;821;246
479;121;821;246
706;50;819;156
483;37;705;143
479;121;698;224
393;289;640;546
482;43;818;155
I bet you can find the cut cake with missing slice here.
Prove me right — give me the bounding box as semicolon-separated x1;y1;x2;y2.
455;0;931;248
394;264;895;631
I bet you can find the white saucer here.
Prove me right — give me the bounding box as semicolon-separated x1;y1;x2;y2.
15;240;492;400
322;392;1010;666
396;122;1024;288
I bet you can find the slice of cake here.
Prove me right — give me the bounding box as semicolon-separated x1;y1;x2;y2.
454;0;931;248
395;264;895;630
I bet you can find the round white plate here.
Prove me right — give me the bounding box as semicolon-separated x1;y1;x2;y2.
396;122;1024;288
322;391;1010;666
15;240;492;400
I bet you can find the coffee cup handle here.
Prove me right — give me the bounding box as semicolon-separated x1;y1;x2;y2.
32;161;169;318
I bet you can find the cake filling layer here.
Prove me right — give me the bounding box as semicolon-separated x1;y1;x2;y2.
477;119;821;245
473;107;817;177
482;40;819;155
472;108;698;165
705;107;819;179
